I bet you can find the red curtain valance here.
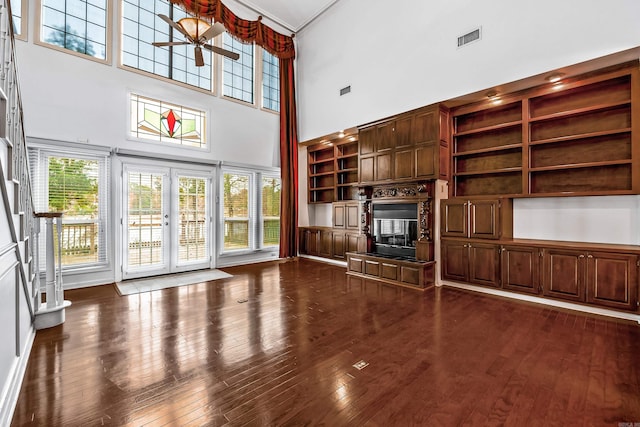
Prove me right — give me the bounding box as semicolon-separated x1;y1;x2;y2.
169;0;295;59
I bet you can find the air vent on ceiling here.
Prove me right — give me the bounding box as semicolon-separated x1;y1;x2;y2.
457;27;481;47
340;85;351;96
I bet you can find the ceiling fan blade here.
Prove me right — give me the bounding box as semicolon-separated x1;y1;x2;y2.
152;41;190;47
199;22;225;42
202;43;240;60
158;13;191;40
194;46;205;67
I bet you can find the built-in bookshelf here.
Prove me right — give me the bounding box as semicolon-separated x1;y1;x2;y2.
451;64;638;198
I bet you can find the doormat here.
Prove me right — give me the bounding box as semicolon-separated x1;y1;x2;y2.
115;269;233;296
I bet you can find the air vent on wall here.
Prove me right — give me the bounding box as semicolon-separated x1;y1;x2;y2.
457;27;481;47
340;85;351;96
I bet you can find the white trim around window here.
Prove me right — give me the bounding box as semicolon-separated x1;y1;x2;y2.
35;0;112;65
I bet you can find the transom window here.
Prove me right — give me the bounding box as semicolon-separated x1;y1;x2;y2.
130;94;207;149
38;0;108;61
121;0;212;91
222;33;254;103
262;50;279;112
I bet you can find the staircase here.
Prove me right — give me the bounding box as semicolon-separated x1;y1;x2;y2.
0;1;67;424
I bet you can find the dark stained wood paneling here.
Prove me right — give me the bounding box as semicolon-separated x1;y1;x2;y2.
11;259;640;426
542;249;585;302
501;245;540;294
394;149;414;180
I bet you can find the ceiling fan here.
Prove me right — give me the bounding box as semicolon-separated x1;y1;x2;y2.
152;14;240;66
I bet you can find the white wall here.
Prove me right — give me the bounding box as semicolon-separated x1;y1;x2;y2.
295;0;640;142
15;0;286;168
295;0;640;242
514;196;640;245
15;41;280;168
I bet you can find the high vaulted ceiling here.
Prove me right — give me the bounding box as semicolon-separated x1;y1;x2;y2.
233;0;340;33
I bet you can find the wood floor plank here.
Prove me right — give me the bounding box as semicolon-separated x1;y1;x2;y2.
10;259;640;426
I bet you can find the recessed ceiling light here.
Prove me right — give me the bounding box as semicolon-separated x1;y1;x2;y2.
546;73;565;83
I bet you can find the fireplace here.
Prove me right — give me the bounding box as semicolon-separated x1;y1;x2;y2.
371;203;418;259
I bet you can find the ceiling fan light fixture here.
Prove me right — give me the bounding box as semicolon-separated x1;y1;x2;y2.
178;17;211;40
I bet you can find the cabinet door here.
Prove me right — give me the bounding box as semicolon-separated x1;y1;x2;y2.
441;199;468;238
469;200;500;239
305;229;319;256
345;203;360;230
542;248;585;302
332;232;346;260
468;242;500;288
346;233;361;253
412;108;437;144
586;252;638;311
394;149;414;180
333;204;345;228
319;230;333;258
415;143;436;179
441;240;468;282
375;153;393;181
376;121;396;152
360;156;375;183
395;115;413;149
359;127;376;155
501;245;540;294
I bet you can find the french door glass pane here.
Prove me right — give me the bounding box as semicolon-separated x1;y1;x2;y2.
178;176;209;263
127;172;164;268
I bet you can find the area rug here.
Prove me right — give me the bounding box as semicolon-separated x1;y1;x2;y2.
116;269;233;296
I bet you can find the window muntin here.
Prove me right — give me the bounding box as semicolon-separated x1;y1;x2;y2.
222;172;251;251
130;93;207;149
262;50;279;112
261;175;280;247
222;33;254;103
39;0;108;61
121;0;212;91
30;148;110;269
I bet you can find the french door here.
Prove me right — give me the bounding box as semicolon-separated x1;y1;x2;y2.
122;164;213;279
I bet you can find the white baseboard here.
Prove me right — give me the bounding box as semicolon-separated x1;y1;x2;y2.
441;280;640;324
0;324;35;426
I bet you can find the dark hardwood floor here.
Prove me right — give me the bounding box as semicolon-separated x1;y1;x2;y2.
11;259;640;426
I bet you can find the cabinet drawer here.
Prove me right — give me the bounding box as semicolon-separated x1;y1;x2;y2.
365;260;380;276
381;263;398;280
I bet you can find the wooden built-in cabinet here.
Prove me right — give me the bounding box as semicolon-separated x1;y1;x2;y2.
299;201;365;261
308;138;359;203
450;64;639;198
441;198;513;240
333;201;359;230
359;104;450;185
299;226;366;261
440;195;640;312
441;238;640;312
542;248;639;311
441;240;500;288
346;252;435;290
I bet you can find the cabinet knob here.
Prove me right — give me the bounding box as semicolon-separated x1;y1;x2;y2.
587;254;593;259
579;254;585;259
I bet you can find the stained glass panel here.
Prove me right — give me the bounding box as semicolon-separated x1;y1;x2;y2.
130;94;207;149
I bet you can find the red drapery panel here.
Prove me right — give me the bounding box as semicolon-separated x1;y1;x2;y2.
278;58;298;258
170;0;299;257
